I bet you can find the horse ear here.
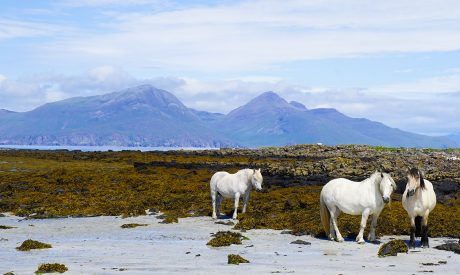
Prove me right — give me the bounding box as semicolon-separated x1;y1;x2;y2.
258;168;261;172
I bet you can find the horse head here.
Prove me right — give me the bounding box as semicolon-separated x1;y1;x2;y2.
251;168;263;191
376;171;397;203
406;168;425;197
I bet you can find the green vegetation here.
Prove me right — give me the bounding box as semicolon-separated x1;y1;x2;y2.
0;146;459;238
16;239;52;251
207;231;248;247
228;254;250;265
378;239;408;257
120;223;148;228
35;263;68;273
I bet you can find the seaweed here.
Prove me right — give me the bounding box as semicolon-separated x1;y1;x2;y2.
378;239;408;257
0;147;459;238
120;223;148;228
160;214;178;224
0;225;15;229
35;263;68;273
228;254;250;265
207;231;247;247
16;239;52;251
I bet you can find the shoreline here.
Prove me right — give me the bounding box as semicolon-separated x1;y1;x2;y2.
1;215;458;274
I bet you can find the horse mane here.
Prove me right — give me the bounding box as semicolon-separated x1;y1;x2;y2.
409;167;425;190
419;172;426;189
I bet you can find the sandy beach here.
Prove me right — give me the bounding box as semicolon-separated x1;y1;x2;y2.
0;214;458;274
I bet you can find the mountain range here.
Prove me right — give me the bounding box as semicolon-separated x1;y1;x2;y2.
0;84;457;148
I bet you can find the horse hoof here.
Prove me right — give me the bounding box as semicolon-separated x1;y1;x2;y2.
337;237;344;242
357;239;365;244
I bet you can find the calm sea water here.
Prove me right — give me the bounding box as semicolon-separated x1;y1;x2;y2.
0;145;218;152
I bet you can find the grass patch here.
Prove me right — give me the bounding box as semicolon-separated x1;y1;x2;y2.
120;223;148;229
16;239;52;251
35;263;68;273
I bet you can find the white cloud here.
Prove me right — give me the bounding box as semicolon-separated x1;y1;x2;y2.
59;0;159;7
0;18;64;40
35;0;460;73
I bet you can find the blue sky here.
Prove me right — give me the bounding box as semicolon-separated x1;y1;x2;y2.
1;0;460;136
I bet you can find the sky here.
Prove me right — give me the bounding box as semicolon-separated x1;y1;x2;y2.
1;0;460;136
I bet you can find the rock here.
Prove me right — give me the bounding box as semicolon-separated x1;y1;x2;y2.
434;241;460;254
378;240;408;257
215;220;235;226
228;254;250;265
290;240;311;245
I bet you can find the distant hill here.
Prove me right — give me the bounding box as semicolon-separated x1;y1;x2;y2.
0;85;234;147
446;133;460;146
212;91;456;148
0;85;456;148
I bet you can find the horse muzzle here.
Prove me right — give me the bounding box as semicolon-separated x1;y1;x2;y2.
406;189;415;197
382;196;390;203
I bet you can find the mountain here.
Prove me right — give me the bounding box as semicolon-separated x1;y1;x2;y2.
0;85;234;147
212;91;456;148
0;109;15;115
0;86;456;148
446;133;460;145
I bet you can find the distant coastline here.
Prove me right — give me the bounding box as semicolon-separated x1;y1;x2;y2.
0;145;218;152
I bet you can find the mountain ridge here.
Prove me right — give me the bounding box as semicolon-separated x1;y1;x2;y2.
0;85;456;148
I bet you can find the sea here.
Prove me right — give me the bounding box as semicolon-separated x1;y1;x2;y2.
0;145;218;152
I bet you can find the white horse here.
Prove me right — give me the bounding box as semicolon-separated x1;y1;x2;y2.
210;168;263;220
320;171;397;243
402;168;436;248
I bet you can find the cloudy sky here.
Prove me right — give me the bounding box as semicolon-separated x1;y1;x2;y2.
1;0;460;136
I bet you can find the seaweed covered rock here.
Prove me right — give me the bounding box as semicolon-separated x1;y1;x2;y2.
16;239;52;251
207;231;248;247
120;223;148;229
434;240;460;254
290;240;311;245
215;220;235;226
35;263;68;273
160;215;178;224
228;254;250;265
0;225;15;229
378;240;408;257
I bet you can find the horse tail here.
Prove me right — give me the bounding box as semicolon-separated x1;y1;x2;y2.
320;192;330;236
414;216;422;237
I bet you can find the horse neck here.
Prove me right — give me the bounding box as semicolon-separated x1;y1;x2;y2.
364;173;382;192
238;169;253;186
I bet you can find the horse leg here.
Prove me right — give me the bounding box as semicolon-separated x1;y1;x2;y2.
232;193;240;220
330;207;344;242
216;193;223;218
409;216;416;249
368;210;381;242
211;190;217;219
356;209;370;244
421;211;430;248
242;192;250;213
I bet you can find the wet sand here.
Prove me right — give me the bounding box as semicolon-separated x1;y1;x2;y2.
0;214;458;274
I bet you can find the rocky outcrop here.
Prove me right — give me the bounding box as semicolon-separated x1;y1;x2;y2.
138;145;460;200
